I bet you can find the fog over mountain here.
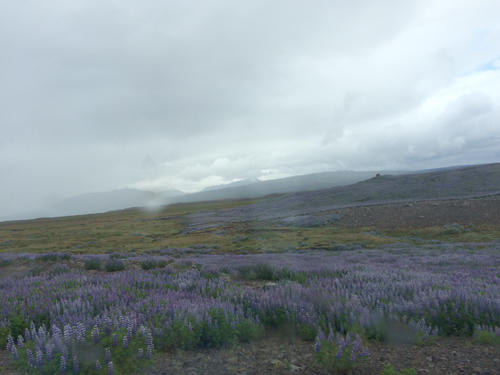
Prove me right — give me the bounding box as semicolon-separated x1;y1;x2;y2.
1;1;500;220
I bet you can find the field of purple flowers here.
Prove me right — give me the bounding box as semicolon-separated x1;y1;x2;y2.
1;245;499;374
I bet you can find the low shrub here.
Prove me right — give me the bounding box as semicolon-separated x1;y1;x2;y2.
37;253;71;262
297;323;317;342
105;258;125;272
381;364;417;375
315;330;369;375
48;264;71;276
84;257;101;270
440;223;467;235
0;259;13;267
474;328;500;345
237;264;308;283
0;325;9;349
140;259;168;270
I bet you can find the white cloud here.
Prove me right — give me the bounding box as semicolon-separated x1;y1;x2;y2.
1;0;500;219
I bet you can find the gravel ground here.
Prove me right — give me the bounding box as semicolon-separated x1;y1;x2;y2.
1;332;498;375
146;334;500;375
333;195;500;229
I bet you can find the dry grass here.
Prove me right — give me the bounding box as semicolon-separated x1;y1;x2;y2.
2;197;499;255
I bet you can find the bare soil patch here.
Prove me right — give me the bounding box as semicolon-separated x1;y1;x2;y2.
147;334;500;375
333;195;500;229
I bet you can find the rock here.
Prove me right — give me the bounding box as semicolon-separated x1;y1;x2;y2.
290;364;301;372
271;359;283;368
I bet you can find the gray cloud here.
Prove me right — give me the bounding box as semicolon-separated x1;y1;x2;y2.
1;0;500;219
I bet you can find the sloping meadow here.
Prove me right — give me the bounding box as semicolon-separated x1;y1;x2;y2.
1;245;499;374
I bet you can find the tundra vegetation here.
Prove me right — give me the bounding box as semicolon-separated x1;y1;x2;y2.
0;195;499;374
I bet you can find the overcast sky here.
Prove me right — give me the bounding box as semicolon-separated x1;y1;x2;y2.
1;0;500;218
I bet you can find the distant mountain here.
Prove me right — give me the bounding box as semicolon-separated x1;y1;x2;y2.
235;162;500;217
202;178;260;192
49;188;184;217
179;162;500;226
168;170;401;204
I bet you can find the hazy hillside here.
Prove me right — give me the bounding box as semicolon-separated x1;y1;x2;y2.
246;162;500;215
181;162;500;227
168;170;395;204
49;188;184;216
202;178;260;191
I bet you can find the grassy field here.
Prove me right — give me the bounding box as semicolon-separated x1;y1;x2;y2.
1;197;499;375
2;197;500;256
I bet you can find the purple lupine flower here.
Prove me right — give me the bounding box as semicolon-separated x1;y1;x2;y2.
6;335;14;352
335;346;343;359
122;335;129;348
314;337;321;353
107;361;114;375
26;349;34;367
11;345;18;360
137;348;144;359
60;354;67;373
91;325;100;343
17;335;24;349
360;349;370;357
73;355;79;374
36;347;43;368
317;328;326;342
105;348;111;364
76;322;85;342
145;332;154;351
96;360;102;370
104;317;112;336
63;325;72;343
327;325;334;343
46;342;54;361
112;333;117;347
147;344;153;360
352;334;361;352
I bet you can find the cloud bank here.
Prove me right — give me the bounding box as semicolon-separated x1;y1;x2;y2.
1;0;500;219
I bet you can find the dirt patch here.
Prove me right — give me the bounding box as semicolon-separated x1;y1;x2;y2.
332;195;500;229
147;334;500;375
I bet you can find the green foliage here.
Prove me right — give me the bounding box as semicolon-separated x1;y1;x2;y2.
238;264;274;280
37;253;71;262
440;223;467;235
381;363;417;375
8;314;28;341
235;319;263;343
104;258;125;272
474;329;500;345
431;300;475;336
259;307;289;328
315;334;369;375
0;259;13;267
155;308;262;351
48;264;71;276
297;323;317;342
363;320;389;342
201;270;220;280
0;326;9;348
84;257;101;270
12;329;151;375
140;259;167;270
237;264;308;284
